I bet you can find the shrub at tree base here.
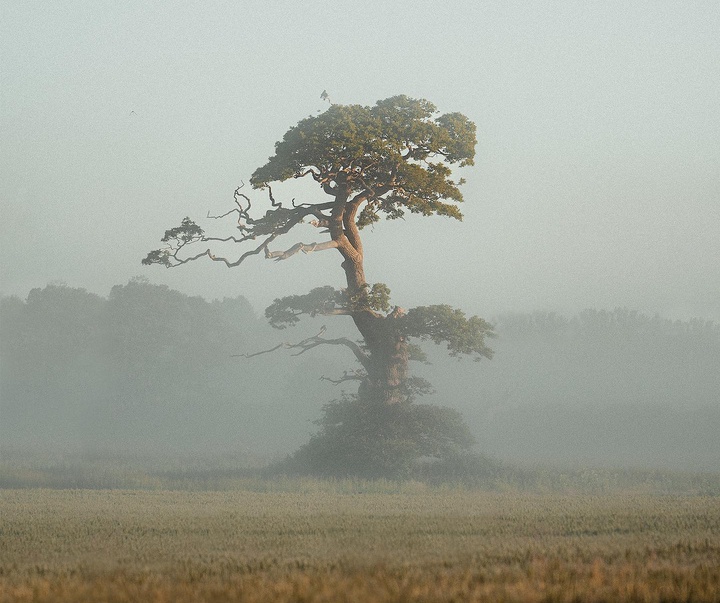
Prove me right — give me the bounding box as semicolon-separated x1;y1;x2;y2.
278;393;479;479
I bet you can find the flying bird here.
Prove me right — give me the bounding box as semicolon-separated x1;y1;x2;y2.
320;90;330;103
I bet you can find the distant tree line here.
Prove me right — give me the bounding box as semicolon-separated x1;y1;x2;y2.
2;283;718;470
420;309;720;470
491;308;719;408
0;278;340;456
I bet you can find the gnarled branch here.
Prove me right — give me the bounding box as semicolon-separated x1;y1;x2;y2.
264;239;338;261
143;182;337;269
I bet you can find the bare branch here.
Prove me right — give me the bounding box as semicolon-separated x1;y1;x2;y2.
165;248;214;267
232;327;371;372
206;207;240;221
320;370;366;385
266;185;282;208
207;237;276;267
294;168;322;182
208;182;252;227
231;342;285;359
264;240;338;261
149;185;340;269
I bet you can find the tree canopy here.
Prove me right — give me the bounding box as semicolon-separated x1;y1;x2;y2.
142;95;477;270
251;95;477;226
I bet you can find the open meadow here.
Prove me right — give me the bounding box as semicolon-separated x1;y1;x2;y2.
1;486;719;602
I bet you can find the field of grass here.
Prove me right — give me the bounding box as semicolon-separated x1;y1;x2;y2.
1;487;719;602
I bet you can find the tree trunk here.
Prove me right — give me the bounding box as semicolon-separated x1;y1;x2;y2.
329;189;410;405
342;257;409;405
354;311;409;404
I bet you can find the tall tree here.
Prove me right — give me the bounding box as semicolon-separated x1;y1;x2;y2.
144;96;494;473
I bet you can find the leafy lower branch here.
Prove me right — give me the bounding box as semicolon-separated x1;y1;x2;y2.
400;305;495;360
264;283;391;329
264;287;348;329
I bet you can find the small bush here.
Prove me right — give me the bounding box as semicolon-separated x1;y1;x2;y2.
277;394;480;479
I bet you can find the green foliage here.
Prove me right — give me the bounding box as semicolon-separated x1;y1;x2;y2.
141;248;171;267
142;218;204;266
403;375;435;397
251;95;476;225
286;393;476;479
401;305;495;360
351;282;391;313
406;342;429;363
264;282;391;328
162;217;205;243
264;286;343;329
159;217;204;244
263;289;494;362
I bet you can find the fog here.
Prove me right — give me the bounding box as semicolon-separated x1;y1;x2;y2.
1;2;719;472
2;282;719;472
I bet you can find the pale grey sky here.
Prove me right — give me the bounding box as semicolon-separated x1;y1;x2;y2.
2;0;719;320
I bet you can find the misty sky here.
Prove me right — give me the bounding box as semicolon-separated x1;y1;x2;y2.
2;1;719;321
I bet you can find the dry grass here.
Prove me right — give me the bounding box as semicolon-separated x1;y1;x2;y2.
1;488;719;602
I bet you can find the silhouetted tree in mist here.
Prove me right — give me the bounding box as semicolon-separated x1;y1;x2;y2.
143;96;494;476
